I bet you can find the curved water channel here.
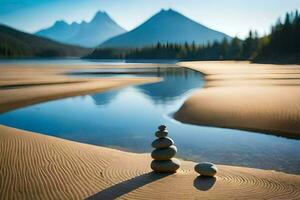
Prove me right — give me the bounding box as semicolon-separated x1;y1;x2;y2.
1;65;299;174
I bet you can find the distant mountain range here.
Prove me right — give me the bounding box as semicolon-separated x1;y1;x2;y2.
36;11;126;47
0;24;91;58
0;9;233;58
100;9;231;48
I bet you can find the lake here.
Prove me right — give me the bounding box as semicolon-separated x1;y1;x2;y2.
0;62;299;174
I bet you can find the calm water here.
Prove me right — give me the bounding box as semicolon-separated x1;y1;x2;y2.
0;58;177;65
1;66;300;174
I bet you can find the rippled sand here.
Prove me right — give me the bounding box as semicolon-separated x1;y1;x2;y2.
175;61;300;138
1;125;299;199
1;63;300;199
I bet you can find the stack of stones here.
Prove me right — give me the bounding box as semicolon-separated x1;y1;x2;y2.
151;125;180;173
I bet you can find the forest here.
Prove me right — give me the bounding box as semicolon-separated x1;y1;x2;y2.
0;25;91;58
88;10;300;63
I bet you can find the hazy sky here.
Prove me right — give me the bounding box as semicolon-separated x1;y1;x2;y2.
0;0;300;38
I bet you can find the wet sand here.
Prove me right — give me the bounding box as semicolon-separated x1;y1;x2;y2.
175;61;300;138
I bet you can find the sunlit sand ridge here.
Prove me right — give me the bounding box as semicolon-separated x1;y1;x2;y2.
1;125;299;199
0;65;160;113
175;61;300;138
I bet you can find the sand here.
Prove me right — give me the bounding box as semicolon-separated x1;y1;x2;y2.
1;125;299;199
1;63;300;199
0;65;160;113
175;61;300;138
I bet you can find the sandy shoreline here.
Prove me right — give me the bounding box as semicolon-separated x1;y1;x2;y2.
175;61;300;138
1;125;299;199
1;63;300;199
0;65;160;113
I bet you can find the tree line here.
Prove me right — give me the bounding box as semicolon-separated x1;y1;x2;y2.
88;10;300;64
0;25;91;58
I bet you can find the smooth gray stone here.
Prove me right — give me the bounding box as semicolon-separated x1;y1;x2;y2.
155;130;168;138
158;124;167;131
151;137;174;148
151;158;181;172
194;162;218;177
151;145;177;160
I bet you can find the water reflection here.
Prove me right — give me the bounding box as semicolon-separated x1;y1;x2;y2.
81;67;204;105
80;67;204;104
0;67;300;174
137;68;203;103
91;91;119;106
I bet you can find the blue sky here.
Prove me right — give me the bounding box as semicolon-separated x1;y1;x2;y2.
0;0;300;38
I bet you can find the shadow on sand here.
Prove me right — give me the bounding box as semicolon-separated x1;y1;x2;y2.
87;172;172;199
193;176;216;191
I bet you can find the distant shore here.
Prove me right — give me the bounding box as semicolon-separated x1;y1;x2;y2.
0;62;300;199
175;61;300;138
0;64;160;113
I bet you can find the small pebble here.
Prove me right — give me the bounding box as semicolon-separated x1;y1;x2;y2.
151;137;174;148
194;162;218;177
158;124;167;131
151;158;181;173
151;145;177;160
155;130;168;138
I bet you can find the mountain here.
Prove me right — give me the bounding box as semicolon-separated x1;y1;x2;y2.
37;20;81;43
100;9;231;48
36;11;126;47
0;24;91;58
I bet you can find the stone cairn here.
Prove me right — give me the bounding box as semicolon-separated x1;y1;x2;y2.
151;125;180;173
